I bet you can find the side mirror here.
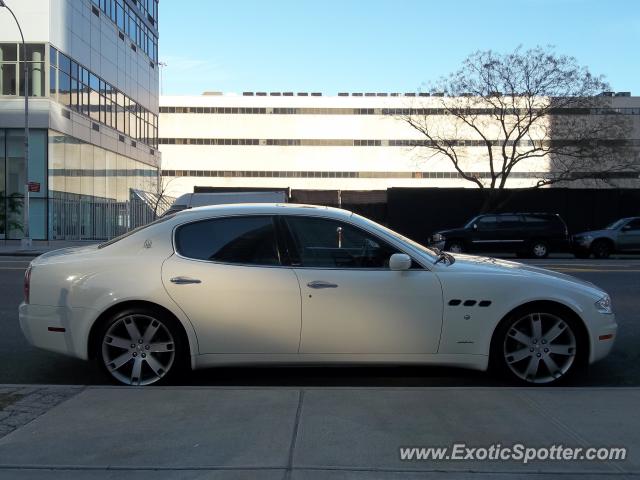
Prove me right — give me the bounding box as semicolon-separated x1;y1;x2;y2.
389;253;412;271
622;225;632;231
473;223;478;231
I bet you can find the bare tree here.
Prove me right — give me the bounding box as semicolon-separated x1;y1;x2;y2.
402;46;638;212
152;175;181;218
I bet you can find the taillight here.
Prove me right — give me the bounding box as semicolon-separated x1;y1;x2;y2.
24;266;31;304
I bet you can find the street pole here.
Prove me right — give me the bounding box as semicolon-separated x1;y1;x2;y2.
0;1;31;248
158;61;167;95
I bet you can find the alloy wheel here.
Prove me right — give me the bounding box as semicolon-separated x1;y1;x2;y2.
532;243;548;258
448;243;464;254
503;312;577;384
101;314;176;386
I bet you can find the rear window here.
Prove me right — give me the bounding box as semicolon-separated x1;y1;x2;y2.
175;216;280;265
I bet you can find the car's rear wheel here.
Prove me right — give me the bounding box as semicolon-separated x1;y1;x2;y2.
446;241;464;254
493;308;583;385
98;309;185;386
530;241;549;258
591;239;612;259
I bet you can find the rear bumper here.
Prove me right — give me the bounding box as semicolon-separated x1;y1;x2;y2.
19;303;96;360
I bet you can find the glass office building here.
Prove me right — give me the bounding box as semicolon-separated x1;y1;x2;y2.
0;0;159;240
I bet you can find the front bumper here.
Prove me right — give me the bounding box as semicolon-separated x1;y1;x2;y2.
587;312;617;364
19;303;96;360
431;240;446;250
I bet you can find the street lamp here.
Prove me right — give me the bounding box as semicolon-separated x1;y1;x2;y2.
0;0;31;248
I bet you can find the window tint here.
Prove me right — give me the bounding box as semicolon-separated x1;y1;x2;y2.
284;216;399;268
523;215;549;223
176;216;280;265
476;216;498;230
498;215;522;227
625;219;640;230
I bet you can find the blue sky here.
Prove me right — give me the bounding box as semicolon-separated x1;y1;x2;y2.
159;0;640;96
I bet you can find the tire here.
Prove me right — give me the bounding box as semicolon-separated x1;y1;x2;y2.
591;239;612;259
445;241;464;254
530;240;549;259
491;306;585;385
97;307;187;386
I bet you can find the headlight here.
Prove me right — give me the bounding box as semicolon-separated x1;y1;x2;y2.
595;295;613;314
577;235;593;244
432;233;445;242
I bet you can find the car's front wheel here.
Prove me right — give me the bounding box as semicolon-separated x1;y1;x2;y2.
98;308;186;386
492;307;583;384
445;240;464;254
591;239;612;259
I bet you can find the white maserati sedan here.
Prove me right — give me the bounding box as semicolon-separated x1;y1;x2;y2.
19;204;617;386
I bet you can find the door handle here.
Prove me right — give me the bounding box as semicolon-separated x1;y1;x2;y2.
307;280;338;289
170;276;202;285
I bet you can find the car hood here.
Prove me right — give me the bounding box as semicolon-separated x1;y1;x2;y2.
573;229;611;238
434;227;467;237
444;253;603;294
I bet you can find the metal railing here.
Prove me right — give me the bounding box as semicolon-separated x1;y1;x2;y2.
47;189;174;241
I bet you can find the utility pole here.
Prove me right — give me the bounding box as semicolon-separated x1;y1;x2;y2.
158;61;167;95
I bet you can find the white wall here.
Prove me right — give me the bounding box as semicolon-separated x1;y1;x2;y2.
159;94;640;195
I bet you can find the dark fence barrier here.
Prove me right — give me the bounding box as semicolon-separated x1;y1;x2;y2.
387;188;640;243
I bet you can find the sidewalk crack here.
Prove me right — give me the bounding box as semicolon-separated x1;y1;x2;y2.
284;389;305;480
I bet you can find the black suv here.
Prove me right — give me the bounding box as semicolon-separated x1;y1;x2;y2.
429;213;570;258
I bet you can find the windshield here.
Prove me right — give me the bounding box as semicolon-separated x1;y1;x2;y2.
606;219;627;230
351;213;438;259
98;214;176;249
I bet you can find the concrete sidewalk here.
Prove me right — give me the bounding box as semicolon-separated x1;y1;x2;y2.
0;386;637;479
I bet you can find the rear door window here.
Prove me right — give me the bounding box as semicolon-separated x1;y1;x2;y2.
497;215;522;229
175;216;280;265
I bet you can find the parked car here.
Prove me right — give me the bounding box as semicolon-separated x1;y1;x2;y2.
430;213;570;258
572;217;640;259
20;204;615;386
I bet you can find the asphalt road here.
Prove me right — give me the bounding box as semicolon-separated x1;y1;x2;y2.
1;256;639;386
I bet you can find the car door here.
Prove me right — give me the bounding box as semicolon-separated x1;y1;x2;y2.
496;214;525;252
618;219;640;251
282;215;443;354
471;215;500;252
162;215;302;354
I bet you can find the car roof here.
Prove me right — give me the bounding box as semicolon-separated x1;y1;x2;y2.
171;202;354;221
480;212;559;217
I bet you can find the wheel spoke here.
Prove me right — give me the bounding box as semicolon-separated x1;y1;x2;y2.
142;320;160;344
148;341;174;353
548;344;575;356
107;352;131;371
506;348;531;364
530;313;542;340
145;354;166;376
130;357;143;385
542;355;562;377
524;356;540;379
508;328;531;346
104;335;131;350
543;320;567;343
124;316;142;341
